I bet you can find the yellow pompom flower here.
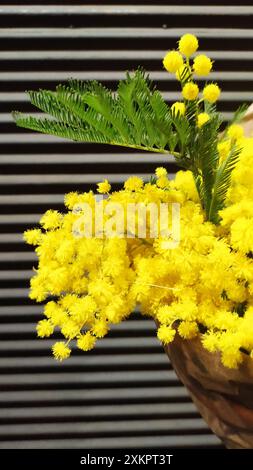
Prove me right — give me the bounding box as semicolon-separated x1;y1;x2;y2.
124;176;143;191
44;301;58;318
46;304;68;327
52;342;71;361
69;296;97;325
61;320;80;339
157;305;174;324
201;332;219;353
221;350;243;369
193;55;213;76
157;325;176;344
230;217;253;254
56;239;76;264
157;175;170;189
77;332;96;351
23;229;42;245
203;84;221;103
178;33;198;57
155;167;167;178
182;82;199;101
227;124;244;141
40;210;62;230
92;320;109;338
218;140;231;162
163;50;184;73
29;277;47;302
36;319;54;338
197;112;210;128
97;179;111;194
64;192;80;210
178;321;199;339
171;102;186;116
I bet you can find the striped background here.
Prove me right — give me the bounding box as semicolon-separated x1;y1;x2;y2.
1;1;253;449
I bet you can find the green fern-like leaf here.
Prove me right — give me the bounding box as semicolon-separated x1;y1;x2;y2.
208;145;241;224
27;90;82;127
13;70;177;154
191;114;222;212
12;114;109;144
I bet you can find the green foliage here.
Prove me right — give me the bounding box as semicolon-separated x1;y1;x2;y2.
13;69;177;154
12;68;242;225
189;114;221;214
208;144;241;224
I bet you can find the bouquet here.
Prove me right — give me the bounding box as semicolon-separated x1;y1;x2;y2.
13;34;253;448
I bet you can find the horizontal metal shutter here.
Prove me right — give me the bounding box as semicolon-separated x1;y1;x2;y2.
2;1;252;449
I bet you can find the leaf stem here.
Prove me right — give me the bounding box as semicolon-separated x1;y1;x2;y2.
109;140;181;157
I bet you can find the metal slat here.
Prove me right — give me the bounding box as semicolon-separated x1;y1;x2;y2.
1;70;253;81
0;133;70;144
0;233;23;244
1;50;253;65
0;270;32;280
0;305;42;315
0;372;176;392
0;330;160;344
0;214;40;226
0;153;172;165
0;252;36;262
0;321;155;334
0;50;253;61
1;27;253;39
0;338;159;353
0;434;221;449
0;370;176;386
0;270;30;281
0;308;150;327
0;288;29;299
0;353;171;369
0;195;65;206
0;418;209;438
0;6;253;16
0;174;154;186
0;387;189;404
0;402;198;420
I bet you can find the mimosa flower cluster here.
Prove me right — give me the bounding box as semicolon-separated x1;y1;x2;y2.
23;34;253;368
163;33;220;125
24;137;253;368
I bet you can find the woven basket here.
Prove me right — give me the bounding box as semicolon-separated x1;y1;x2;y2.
164;335;253;448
